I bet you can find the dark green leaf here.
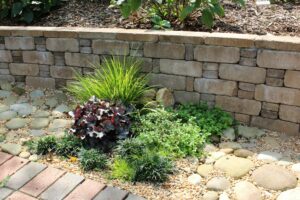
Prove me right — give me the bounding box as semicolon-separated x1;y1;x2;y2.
22;10;34;23
201;9;214;28
120;3;132;18
179;5;194;21
213;4;224;17
161;20;171;28
130;0;141;11
11;2;23;17
0;9;9;19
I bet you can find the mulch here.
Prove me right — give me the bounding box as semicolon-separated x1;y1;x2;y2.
1;0;300;36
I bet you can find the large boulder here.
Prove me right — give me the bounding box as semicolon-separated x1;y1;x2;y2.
156;88;175;107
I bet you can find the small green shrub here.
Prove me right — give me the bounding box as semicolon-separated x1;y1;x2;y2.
56;134;83;157
67;56;150;104
0;0;60;23
24;139;37;154
78;148;107;171
133;152;173;183
174;103;234;137
111;157;135;181
36;136;57;155
133;108;206;158
115;138;146;160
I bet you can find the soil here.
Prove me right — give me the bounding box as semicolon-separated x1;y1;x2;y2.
0;0;300;36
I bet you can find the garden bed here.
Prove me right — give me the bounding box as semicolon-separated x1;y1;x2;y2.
0;0;299;36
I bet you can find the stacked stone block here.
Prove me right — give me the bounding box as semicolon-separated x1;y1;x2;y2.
0;27;300;135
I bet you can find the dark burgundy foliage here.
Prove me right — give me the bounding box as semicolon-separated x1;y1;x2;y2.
69;96;132;151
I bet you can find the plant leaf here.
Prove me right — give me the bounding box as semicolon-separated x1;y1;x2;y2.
179;5;194;21
22;10;34;23
11;2;23;17
201;9;214;28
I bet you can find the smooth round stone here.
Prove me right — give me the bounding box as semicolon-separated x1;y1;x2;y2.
219;142;242;150
234;149;254;158
220;148;234;154
45;97;58;108
32;98;45;107
251;164;297;190
52;104;71;117
0;111;17;121
291;163;300;173
33;110;50;118
30;118;50;129
5;118;27;130
10;103;35;116
19;151;31;158
48;119;72;131
0;90;11;98
197;164;214;177
29;130;46;137
214;155;254;178
3;95;18;106
0;104;9;113
29;154;39;161
202;191;219;200
205;152;226;164
188;174;202;185
54;92;68;103
221;128;235;141
237;125;265;139
5;132;17;141
30;90;44;99
219;192;230;200
204;144;218;153
0;143;22;155
17;96;29;104
234;181;262;200
277;187;300;200
1;82;12;91
206;177;230;191
257;151;282;162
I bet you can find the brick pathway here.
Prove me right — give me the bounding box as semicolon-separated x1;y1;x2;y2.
0;152;145;200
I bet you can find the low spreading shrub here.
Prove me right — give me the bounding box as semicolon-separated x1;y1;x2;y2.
56;134;83;157
69;97;132;152
78;148;108;171
0;0;60;23
111;157;135;181
67;56;150;105
36;136;57;155
173;103;234;137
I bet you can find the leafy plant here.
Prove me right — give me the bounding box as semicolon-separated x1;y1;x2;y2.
173;103;234;137
36;136;57;155
0;0;60;23
24;139;37;154
151;15;171;29
56;134;83;157
114;0;244;28
78;148;107;171
67;56;150;104
133;108;206;158
69;97;132;152
111;157;135;181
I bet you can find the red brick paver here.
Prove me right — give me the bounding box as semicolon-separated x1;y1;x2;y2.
6;191;37;200
20;167;65;197
0;152;13;165
65;179;106;200
0;156;28;180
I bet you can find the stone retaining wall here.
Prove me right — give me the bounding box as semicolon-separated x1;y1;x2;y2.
0;26;300;135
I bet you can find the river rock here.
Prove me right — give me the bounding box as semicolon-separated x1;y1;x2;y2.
202;191;218;200
45;97;58;108
234;181;262;200
214;155;254;178
0;104;9;113
257;151;282;162
206;177;230;191
4;95;18;106
0;90;11;98
10;103;35;116
237;125;265;139
188;174;202;185
0;143;22;155
234;149;254;158
29;130;46;137
219;192;230;200
30;118;50;129
52;104;71;117
219;142;242;150
19;151;31;158
6;118;27;129
33;110;50;118
291;163;300;173
221;128;235;141
277;187;300;200
156;88;175;107
197;164;214;177
251;164;297;190
48;119;72;131
30;90;44;99
0;111;17;121
205;152;226;164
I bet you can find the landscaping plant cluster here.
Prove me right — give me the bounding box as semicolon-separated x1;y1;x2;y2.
27;56;234;184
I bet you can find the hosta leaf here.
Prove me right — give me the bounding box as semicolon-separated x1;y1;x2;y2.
201;9;214;28
22;10;34;23
120;3;132;18
11;2;23;17
179;5;194;21
161;20;171;28
130;0;141;11
213;3;224;17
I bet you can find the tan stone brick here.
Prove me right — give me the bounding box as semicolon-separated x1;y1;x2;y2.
26;76;55;89
46;38;79;52
203;63;218;71
201;93;215;102
194;78;237;96
255;85;300;106
186;77;194;91
0;50;12;62
50;66;81;79
44;30;78;38
144;43;185;59
235;113;250;125
65;53;100;67
9;63;39;76
284;70;300;89
279;105;300;123
267;69;285;78
261;109;278;119
219;64;266;84
238;90;254;99
5;37;34;50
240;48;257;58
204;33;256;47
203;70;218;79
262;102;279;112
266;77;283;87
185;44;194;61
194;45;240;63
251;116;299;135
174;91;200;104
160;59;202;77
92;40;129;55
257;50;300;70
216;96;261;115
239;82;255;92
22;51;54;65
255;35;300;51
116;33;158;42
239;57;256;67
149;74;186;90
159;34;204;44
